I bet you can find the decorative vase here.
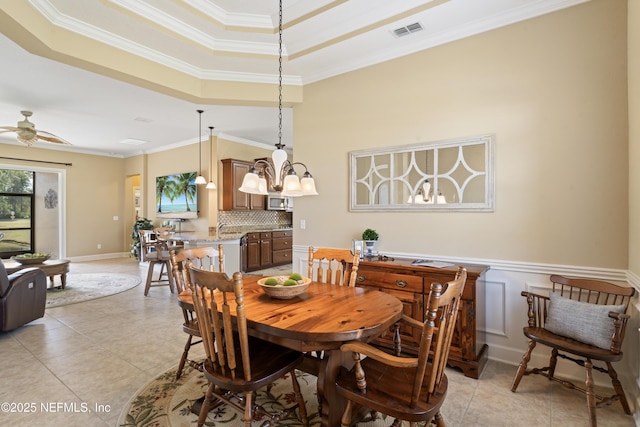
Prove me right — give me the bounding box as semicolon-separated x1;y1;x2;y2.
364;240;376;256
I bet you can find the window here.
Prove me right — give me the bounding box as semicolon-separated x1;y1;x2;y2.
350;134;495;212
0;169;35;257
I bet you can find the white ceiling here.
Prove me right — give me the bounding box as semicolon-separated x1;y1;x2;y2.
0;0;588;157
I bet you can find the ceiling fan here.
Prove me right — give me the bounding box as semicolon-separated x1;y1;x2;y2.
0;110;72;147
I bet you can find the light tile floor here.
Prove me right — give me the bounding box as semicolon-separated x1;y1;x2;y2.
0;258;635;427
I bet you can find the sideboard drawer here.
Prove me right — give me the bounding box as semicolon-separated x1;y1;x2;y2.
355;269;423;293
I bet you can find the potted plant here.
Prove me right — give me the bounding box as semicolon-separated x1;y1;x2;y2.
131;217;154;260
362;228;379;256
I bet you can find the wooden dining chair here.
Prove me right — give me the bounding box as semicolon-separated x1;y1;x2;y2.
188;266;309;427
510;274;635;427
152;226;172;238
306;246;361;373
335;267;467;427
307;246;360;286
153;227;184;250
138;229;174;296
169;245;224;381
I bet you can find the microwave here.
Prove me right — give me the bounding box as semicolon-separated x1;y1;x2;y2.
267;193;293;212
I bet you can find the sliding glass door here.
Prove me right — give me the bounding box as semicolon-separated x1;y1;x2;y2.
0;169;35;257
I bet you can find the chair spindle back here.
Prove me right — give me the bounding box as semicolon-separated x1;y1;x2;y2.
307;246;360;286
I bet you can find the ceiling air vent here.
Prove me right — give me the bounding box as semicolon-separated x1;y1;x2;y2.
392;22;423;38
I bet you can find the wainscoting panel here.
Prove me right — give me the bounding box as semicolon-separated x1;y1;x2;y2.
483;279;506;337
292;244;639;415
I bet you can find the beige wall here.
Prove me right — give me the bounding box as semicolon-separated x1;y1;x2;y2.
629;0;640;276
0;144;125;257
125;138;274;235
294;0;629;269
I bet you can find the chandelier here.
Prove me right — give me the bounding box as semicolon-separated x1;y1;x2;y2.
239;0;317;198
409;180;447;204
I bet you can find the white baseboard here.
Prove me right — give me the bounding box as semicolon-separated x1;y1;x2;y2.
66;252;130;262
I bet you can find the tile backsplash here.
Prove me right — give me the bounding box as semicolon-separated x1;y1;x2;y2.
216;211;292;233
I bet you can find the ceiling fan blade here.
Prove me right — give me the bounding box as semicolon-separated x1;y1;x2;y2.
1;112;72;146
0;126;22;133
36;130;72;145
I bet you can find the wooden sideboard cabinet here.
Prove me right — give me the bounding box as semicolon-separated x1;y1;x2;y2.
356;258;489;379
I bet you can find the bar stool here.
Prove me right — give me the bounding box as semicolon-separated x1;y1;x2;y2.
138;230;174;296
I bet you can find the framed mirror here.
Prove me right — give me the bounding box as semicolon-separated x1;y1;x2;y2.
350;134;494;212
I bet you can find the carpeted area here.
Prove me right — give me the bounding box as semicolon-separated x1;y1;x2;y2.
117;364;399;427
45;273;141;308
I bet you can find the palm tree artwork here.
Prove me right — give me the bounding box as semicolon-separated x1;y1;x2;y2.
155;171;197;216
155;175;169;213
173;172;197;212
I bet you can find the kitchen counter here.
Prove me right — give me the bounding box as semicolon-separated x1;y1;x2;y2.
171;227;292;273
171;232;243;242
172;226;292;243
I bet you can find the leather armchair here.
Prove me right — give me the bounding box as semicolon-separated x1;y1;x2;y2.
0;261;47;332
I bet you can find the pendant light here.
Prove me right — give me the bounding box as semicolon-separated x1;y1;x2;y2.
238;0;317;198
195;109;206;185
206;126;217;190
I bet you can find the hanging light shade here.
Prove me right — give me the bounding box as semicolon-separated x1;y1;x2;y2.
238;0;317;198
281;170;302;197
195;110;206;185
300;172;318;195
238;170;263;194
206;126;217;190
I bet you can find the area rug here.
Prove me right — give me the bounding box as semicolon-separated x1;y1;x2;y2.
45;273;141;308
118;364;400;427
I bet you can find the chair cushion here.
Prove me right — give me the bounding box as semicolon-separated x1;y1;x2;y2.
544;292;625;350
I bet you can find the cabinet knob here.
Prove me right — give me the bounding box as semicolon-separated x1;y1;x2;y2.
356;274;366;282
395;280;408;288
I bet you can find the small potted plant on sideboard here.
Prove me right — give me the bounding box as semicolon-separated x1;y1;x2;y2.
362;228;379;257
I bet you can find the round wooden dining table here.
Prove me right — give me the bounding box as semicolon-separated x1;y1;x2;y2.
179;275;403;427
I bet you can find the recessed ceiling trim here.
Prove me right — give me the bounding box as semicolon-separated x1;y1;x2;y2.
107;0;279;57
289;0;449;60
22;0;593;88
285;0;350;29
28;0;301;86
181;0;274;30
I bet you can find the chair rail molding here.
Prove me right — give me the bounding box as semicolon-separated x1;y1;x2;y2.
292;244;637;393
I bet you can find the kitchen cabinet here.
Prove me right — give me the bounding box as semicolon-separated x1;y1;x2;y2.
221;159;265;211
246;232;272;271
356;258;489;379
244;230;292;272
271;230;292;265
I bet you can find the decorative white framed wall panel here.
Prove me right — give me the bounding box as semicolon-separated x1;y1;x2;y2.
349;134;495;212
